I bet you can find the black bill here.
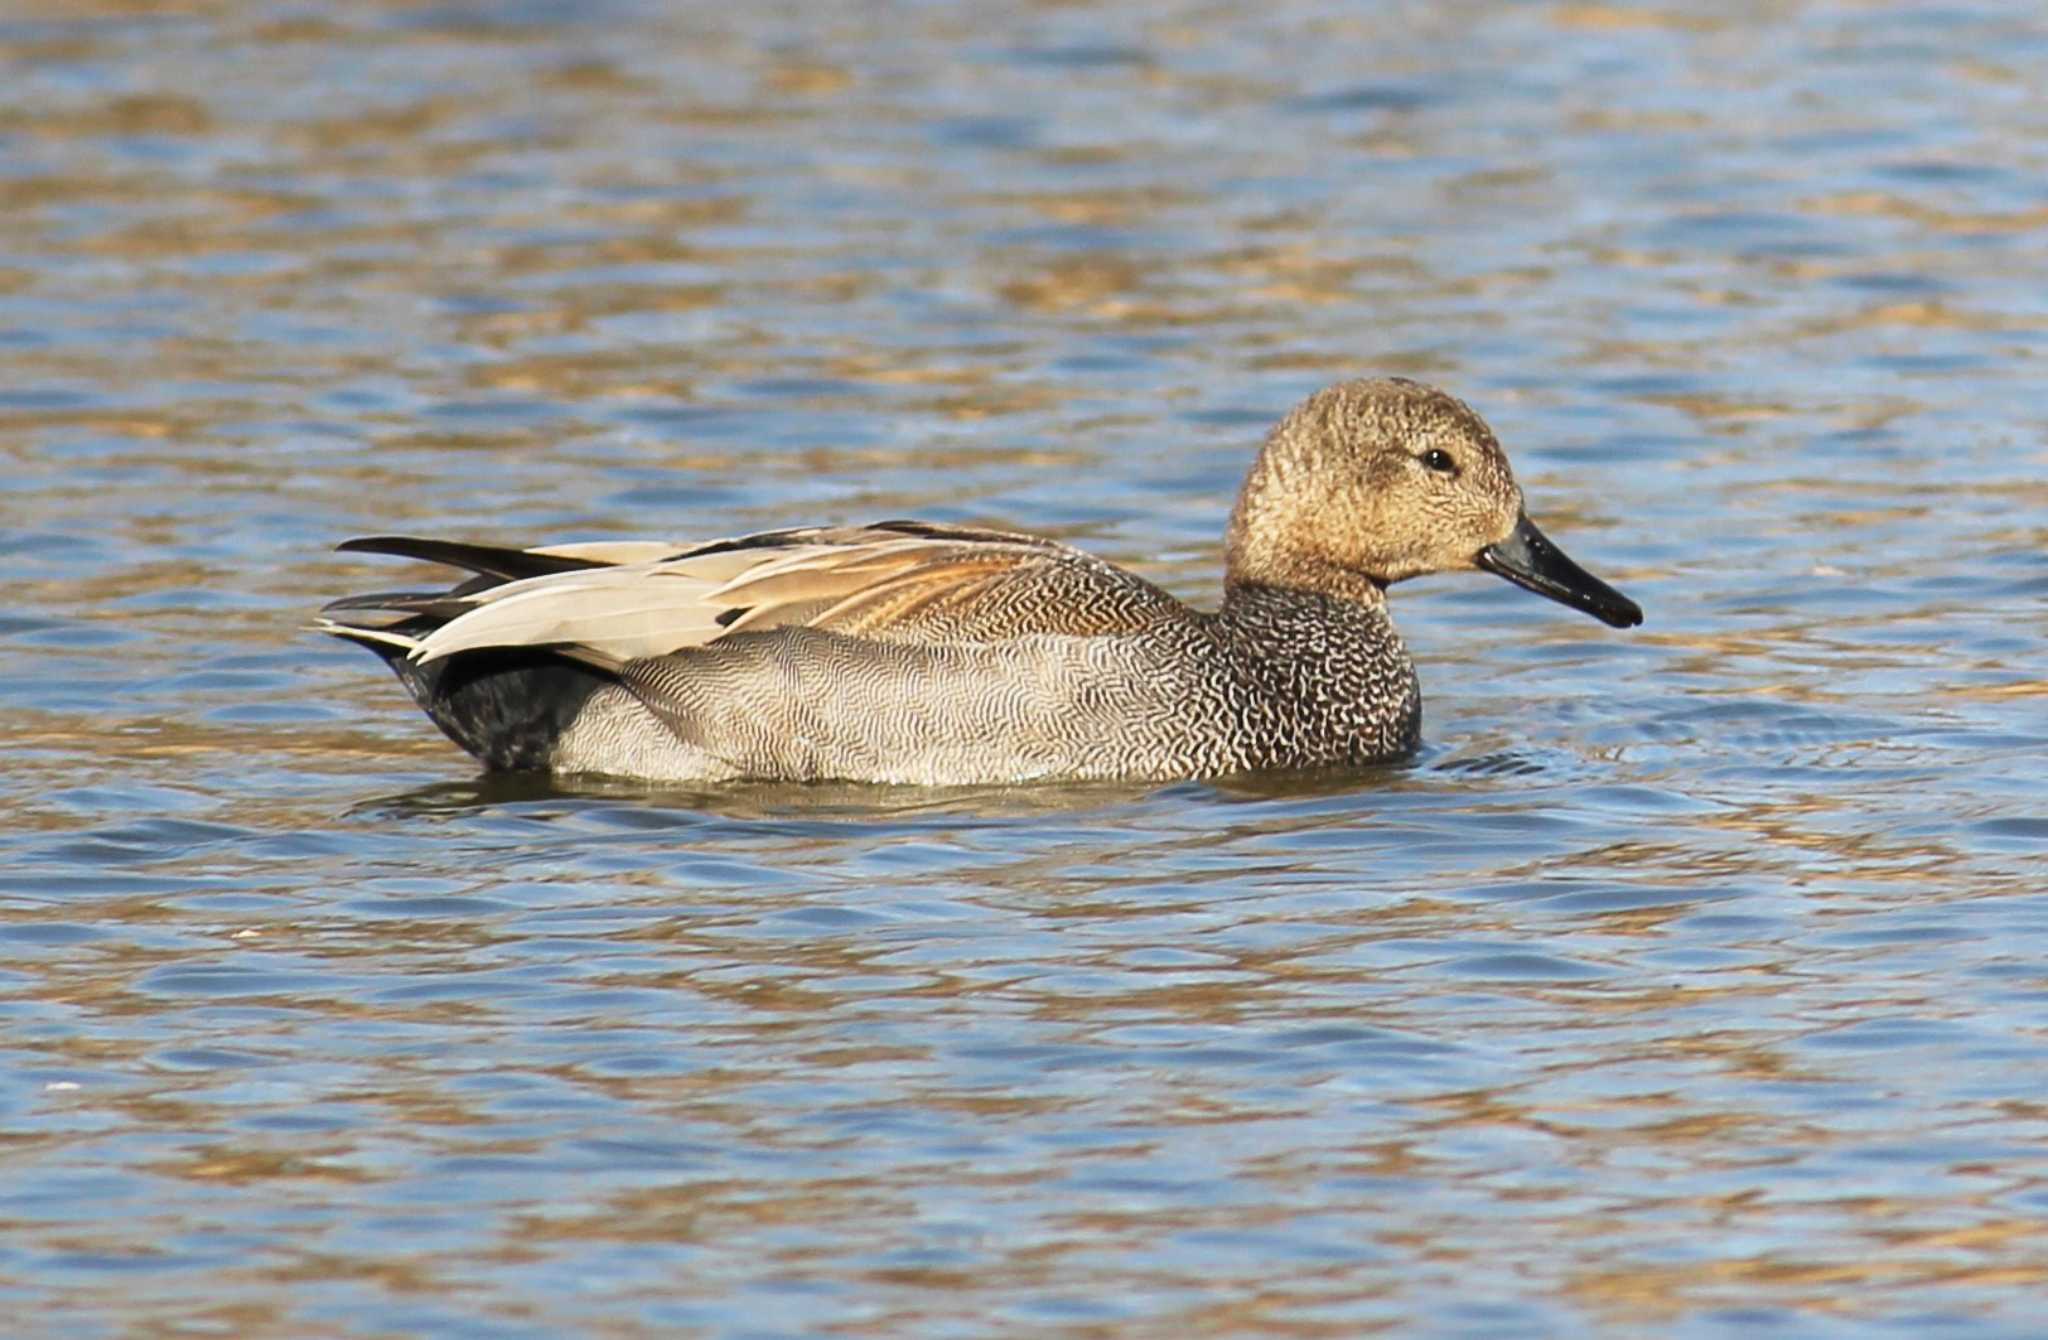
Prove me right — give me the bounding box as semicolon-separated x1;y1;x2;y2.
1476;513;1643;629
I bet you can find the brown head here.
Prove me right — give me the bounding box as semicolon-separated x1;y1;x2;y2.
1224;378;1642;628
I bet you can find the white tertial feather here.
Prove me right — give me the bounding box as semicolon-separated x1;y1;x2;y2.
530;540;697;566
411;564;731;664
309;618;422;655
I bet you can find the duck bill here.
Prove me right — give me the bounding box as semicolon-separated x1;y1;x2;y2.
1476;513;1642;629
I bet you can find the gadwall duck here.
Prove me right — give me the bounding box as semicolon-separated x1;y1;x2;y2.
318;378;1642;784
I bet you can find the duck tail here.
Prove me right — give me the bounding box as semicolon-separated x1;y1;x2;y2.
315;597;607;773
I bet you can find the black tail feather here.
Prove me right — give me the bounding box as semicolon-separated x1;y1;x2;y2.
320;589;472;619
327;536;618;771
337;536;606;583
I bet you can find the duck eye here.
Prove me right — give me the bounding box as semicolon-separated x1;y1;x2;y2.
1419;448;1457;475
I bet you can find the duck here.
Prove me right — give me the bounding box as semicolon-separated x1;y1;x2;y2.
317;377;1642;785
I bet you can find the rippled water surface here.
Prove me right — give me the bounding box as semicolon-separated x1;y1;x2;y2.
6;1;2048;1335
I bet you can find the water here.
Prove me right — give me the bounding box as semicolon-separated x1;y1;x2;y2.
5;1;2048;1335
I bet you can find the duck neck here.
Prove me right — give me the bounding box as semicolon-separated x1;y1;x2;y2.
1220;573;1392;631
1224;472;1392;610
1222;551;1390;613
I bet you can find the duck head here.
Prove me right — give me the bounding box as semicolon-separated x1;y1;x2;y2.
1225;377;1642;629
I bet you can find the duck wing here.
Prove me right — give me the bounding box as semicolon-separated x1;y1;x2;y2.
319;521;1188;670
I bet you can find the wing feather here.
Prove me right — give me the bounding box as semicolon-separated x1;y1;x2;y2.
326;523;1185;669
